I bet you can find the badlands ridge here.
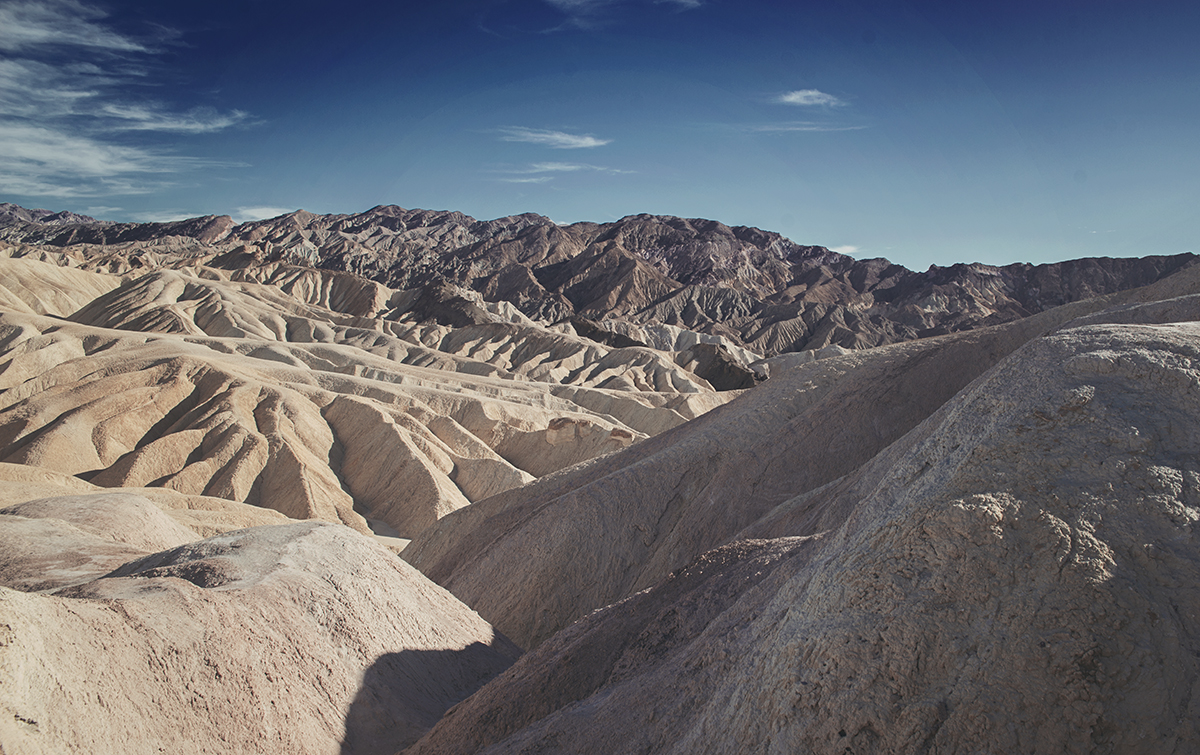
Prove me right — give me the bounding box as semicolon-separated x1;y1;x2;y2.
1;204;1199;754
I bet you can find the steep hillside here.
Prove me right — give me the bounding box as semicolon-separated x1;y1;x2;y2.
405;292;1200;755
402;263;1200;649
3;201;1200;755
0;257;730;545
3;203;1192;356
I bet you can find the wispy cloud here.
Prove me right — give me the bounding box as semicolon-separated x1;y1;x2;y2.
488;161;633;183
0;122;239;197
774;89;845;107
0;0;250;198
0;0;150;53
234;206;295;222
99;104;252;133
133;210;200;223
498;127;612;149
749;122;866;133
512;161;631;174
541;0;702;30
830;245;860;256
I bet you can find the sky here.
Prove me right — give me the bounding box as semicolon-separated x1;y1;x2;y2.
0;0;1196;270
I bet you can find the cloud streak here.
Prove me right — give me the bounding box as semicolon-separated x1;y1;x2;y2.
541;0;702;30
234;207;296;222
0;122;242;197
750;122;866;133
99;104;252;133
498;127;612;149
488;161;633;183
0;0;149;53
774;89;845;107
0;0;249;198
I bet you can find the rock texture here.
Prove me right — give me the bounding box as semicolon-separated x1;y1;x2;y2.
1;512;521;755
402;264;1200;650
4;201;1200;755
0;462;292;537
0;256;730;543
2;203;1193;357
403;296;1200;755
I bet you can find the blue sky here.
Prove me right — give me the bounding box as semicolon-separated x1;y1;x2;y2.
0;0;1196;269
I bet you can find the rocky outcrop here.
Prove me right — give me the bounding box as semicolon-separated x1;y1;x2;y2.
2;203;1193;358
0;257;731;543
0;506;520;755
4;201;1200;755
403;293;1200;755
401;263;1200;651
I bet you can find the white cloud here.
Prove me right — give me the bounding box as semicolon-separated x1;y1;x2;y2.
775;89;845;107
507;161;632;174
498;127;612;149
523;161;590;172
133;210;200;223
99;104;251;133
0;0;149;53
0;121;240;197
830;245;860;256
83;205;122;217
540;0;701;30
488;161;633;183
0;0;249;198
234;206;295;222
750;122;866;133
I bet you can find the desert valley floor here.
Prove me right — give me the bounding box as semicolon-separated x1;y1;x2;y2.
1;204;1199;754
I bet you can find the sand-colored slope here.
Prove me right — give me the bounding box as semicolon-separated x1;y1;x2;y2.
0;256;121;316
0;462;293;537
61;263;729;393
404;306;1200;754
402;264;1200;650
0;305;727;539
0;505;520;755
0;250;735;545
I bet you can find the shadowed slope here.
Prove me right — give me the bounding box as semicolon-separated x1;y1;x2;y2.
402;263;1200;650
0;511;521;755
404;301;1200;755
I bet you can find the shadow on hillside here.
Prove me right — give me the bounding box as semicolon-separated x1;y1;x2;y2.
340;643;515;755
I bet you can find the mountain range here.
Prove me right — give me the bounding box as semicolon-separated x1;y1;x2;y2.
3;202;1192;356
2;202;1199;754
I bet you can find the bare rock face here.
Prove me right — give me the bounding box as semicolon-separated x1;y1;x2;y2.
3;203;1193;357
404;307;1200;755
0;255;732;542
0;462;294;537
0;513;521;755
4;202;1200;755
401;265;1200;651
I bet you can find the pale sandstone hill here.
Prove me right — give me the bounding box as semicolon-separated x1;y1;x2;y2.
3;202;1200;755
0;462;292;537
0;311;705;539
402;262;1200;650
0;505;520;755
403;302;1200;755
0;257;731;541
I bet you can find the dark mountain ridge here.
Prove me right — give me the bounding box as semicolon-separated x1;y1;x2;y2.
1;202;1192;356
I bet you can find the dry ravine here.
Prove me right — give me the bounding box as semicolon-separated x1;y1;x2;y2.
2;203;1199;755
